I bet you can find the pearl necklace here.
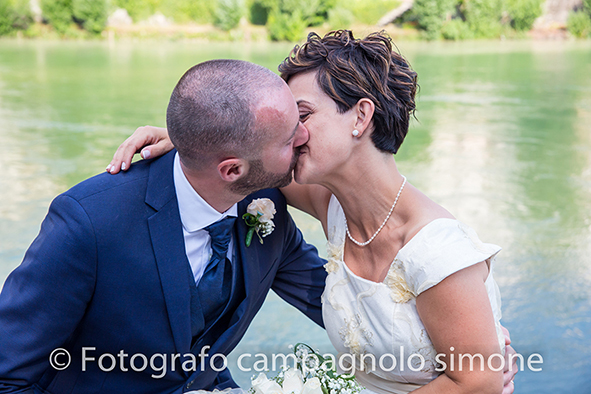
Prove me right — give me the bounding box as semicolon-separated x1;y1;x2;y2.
344;175;407;247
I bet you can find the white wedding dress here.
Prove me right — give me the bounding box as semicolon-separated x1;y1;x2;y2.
322;196;505;394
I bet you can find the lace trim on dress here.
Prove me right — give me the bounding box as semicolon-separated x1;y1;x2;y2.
339;312;374;357
325;234;378;364
411;329;438;373
325;241;343;274
323;239;350;311
384;258;415;303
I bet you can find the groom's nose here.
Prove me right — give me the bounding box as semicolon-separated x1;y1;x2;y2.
293;121;309;147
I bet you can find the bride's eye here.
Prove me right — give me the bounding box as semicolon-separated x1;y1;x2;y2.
299;112;311;122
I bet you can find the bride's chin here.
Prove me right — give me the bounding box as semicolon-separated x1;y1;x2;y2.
293;163;309;185
294;154;318;185
293;169;305;184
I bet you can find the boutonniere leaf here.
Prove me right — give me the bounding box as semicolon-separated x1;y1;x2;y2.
243;198;276;247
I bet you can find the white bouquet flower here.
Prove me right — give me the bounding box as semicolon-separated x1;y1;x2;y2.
250;344;364;394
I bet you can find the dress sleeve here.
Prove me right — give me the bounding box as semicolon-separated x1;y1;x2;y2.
326;195;346;247
401;219;501;296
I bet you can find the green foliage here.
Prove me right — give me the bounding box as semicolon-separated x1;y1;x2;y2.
111;0;214;24
267;7;306;41
248;0;269;25
0;0;33;36
41;0;108;34
0;2;16;36
338;0;401;25
567;11;591;38
41;0;74;34
412;0;457;40
264;0;336;41
314;0;338;23
407;0;544;39
112;0;159;22
506;0;543;31
280;0;322;25
408;0;544;40
250;0;334;28
327;6;354;29
72;0;107;34
214;0;246;30
441;18;472;40
160;0;215;24
462;0;503;38
584;0;591;16
267;0;336;26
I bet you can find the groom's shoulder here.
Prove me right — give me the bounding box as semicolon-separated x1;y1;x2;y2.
65;161;150;201
62;155;168;204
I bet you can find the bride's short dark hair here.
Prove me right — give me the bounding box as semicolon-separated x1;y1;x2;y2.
279;30;417;154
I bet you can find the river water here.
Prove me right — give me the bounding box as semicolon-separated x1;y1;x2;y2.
0;38;590;393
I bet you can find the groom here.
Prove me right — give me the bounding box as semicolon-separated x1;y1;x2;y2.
0;60;327;393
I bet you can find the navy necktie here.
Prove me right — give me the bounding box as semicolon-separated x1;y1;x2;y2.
198;215;236;325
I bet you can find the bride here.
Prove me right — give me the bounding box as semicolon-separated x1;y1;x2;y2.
107;31;515;394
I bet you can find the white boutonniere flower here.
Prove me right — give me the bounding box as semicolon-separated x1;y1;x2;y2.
243;198;276;247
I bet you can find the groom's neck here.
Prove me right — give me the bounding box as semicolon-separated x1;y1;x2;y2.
180;161;243;213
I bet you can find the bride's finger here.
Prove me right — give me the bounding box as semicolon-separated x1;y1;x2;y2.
502;378;515;394
106;126;165;174
139;139;174;163
502;344;517;394
501;325;511;346
107;136;143;174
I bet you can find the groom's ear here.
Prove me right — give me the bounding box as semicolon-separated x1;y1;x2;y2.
217;158;248;182
353;98;375;136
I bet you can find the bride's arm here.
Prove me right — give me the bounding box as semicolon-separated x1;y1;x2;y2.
106;126;332;232
413;262;504;394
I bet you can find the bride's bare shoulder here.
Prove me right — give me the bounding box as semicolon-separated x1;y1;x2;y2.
403;184;455;239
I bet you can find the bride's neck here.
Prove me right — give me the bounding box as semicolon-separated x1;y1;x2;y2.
322;153;408;239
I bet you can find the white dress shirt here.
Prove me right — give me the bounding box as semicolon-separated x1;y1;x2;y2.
173;153;238;284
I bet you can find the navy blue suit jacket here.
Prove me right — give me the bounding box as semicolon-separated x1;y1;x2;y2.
0;151;327;394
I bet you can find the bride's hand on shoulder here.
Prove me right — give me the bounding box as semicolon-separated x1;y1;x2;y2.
106;126;173;174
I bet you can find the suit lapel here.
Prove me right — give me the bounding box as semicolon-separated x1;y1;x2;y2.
235;198;260;298
146;151;192;354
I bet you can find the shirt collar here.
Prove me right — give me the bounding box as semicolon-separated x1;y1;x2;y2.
173;152;238;233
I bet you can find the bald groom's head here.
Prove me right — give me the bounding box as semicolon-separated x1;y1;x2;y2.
166;59;286;169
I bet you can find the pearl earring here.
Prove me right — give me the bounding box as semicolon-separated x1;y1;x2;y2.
352;129;360;137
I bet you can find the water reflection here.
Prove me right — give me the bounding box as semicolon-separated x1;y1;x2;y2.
0;39;590;392
406;42;591;391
